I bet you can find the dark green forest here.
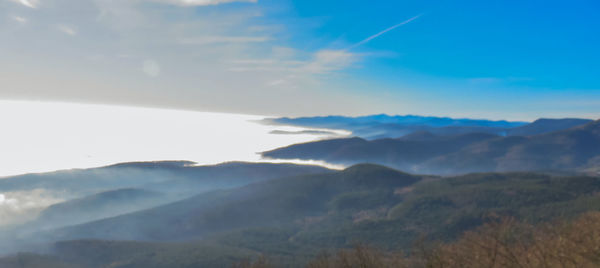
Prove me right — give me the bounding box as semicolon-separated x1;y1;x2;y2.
3;164;600;267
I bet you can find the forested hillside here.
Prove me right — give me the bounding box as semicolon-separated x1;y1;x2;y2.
4;165;600;267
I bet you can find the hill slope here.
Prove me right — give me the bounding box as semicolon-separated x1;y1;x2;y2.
30;189;166;231
0;161;332;197
262;133;501;173
423;119;600;174
9;168;600;267
40;165;420;242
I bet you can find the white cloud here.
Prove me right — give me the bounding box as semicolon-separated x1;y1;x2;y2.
12;15;27;23
221;14;420;87
7;0;38;8
225;47;360;90
142;59;161;77
467;77;535;85
57;24;77;35
227;48;359;75
7;0;255;9
302;49;359;74
468;77;501;84
147;0;257;6
178;36;269;45
267;79;286;86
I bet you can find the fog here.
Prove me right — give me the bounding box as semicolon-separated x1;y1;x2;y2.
0;100;347;177
0;189;64;227
0;160;335;254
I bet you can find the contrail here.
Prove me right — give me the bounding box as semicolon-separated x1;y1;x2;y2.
349;13;423;50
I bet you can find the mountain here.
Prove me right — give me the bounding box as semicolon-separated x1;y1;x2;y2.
0;161;333;250
265;115;593;140
262;120;600;174
352;124;509;140
0;161;332;197
262;133;501;173
43;164;421;242
7;168;600;267
143;161;333;194
264;114;527;139
29;189;167;231
0;241;260;268
507;118;593;136
397;130;439;141
266;114;525;129
0;253;80;268
422;119;600;174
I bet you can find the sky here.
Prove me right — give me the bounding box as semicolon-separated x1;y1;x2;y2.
1;0;599;120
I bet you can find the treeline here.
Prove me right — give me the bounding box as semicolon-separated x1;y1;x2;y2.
238;211;600;268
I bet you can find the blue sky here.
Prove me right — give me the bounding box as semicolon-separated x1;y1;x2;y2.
281;0;600;119
284;0;600;85
1;0;599;120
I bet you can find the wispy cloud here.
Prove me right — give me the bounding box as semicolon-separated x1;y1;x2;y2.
6;0;256;10
142;59;161;77
57;24;77;36
261;15;423;85
12;15;27;23
349;14;423;49
147;0;257;6
251;13;423;88
227;48;361;89
302;49;359;74
468;77;502;85
7;0;38;8
0;0;374;115
178;36;270;45
468;77;535;85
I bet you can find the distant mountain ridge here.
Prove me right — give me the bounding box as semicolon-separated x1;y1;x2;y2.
263;120;600;175
264;114;526;139
265;115;593;139
506;118;593;136
267;114;526;128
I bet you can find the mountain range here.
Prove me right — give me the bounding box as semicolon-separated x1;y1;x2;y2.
0;161;332;246
3;164;600;267
0;161;331;198
265;115;593;139
29;188;166;231
1;114;599;267
263;119;600;175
